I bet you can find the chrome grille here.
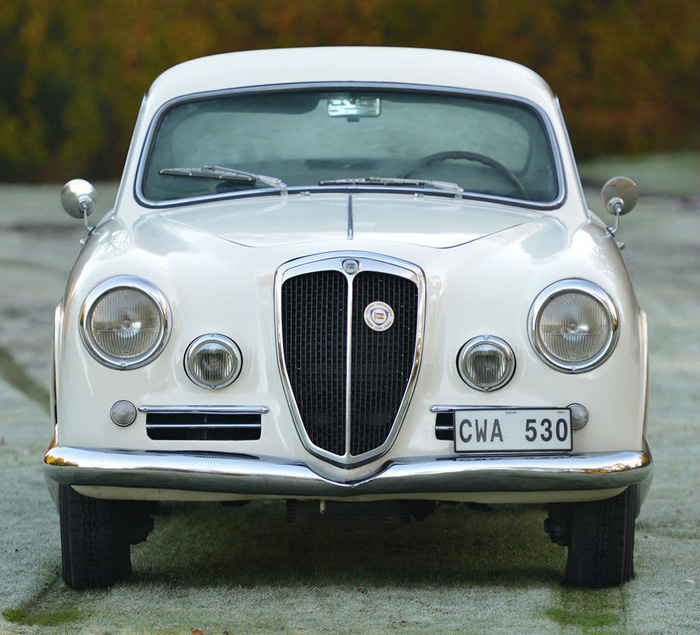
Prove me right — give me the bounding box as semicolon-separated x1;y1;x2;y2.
278;254;423;466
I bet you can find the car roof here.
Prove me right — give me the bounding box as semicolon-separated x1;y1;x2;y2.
145;47;556;108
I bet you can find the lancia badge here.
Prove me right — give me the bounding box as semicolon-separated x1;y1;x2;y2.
342;259;360;275
364;301;395;332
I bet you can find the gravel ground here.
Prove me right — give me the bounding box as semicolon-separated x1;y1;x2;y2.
0;180;697;634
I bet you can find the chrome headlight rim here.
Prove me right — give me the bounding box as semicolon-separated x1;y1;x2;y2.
184;333;243;390
80;276;171;370
457;335;516;392
528;279;619;373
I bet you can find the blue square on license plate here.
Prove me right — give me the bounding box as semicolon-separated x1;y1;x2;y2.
453;408;572;453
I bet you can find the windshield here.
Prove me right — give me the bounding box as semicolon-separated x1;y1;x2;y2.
141;88;560;205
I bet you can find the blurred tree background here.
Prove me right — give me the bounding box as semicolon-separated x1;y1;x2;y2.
0;0;697;182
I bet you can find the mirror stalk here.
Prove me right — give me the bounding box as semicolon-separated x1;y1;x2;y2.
61;179;97;242
601;176;638;250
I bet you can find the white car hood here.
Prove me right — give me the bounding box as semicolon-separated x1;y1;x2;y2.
158;193;550;249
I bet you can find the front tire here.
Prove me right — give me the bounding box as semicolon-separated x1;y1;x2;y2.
59;485;132;589
565;486;637;587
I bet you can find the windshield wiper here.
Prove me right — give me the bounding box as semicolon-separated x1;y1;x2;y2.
319;176;463;199
160;165;288;194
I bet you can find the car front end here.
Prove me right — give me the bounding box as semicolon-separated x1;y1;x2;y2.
44;47;651;589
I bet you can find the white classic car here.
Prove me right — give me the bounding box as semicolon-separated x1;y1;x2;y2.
44;47;652;589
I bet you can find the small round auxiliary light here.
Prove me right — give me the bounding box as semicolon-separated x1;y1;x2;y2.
568;403;589;430
185;334;242;389
110;400;137;427
457;335;516;392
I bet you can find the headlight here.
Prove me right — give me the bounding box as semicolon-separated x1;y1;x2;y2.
529;279;619;372
185;334;242;389
80;277;170;369
457;335;516;391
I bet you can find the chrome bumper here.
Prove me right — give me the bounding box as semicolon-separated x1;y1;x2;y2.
44;445;653;498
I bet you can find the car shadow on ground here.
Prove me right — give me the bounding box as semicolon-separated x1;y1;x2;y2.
130;500;565;588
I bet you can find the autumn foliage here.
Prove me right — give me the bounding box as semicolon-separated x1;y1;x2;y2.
0;0;698;181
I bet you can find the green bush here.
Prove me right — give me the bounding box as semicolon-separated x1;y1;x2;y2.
0;0;698;181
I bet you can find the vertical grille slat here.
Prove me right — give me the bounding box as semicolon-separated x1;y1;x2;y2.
279;256;421;465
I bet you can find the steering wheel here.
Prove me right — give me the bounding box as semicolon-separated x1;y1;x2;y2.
405;150;529;200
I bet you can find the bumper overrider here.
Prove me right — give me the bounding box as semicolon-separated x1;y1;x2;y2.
44;442;652;499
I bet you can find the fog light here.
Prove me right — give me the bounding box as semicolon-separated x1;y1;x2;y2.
110;400;137;426
457;336;515;392
185;334;242;389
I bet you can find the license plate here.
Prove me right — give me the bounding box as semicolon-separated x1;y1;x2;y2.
454;408;572;453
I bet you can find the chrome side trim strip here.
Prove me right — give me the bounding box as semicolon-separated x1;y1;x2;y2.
139;405;269;414
44;446;652;497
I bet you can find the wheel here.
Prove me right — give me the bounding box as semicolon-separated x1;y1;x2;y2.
404;150;529;199
564;486;637;587
60;485;151;589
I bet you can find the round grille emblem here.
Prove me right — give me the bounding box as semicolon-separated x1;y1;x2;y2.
342;259;360;275
364;301;395;332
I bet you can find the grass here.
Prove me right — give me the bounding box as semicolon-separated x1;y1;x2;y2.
134;501;565;587
0;346;50;414
2;608;80;628
544;604;620;629
578;151;700;197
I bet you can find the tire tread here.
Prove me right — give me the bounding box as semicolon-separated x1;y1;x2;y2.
565;486;636;587
59;485;132;589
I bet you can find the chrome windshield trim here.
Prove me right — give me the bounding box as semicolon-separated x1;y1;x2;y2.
134;81;567;211
44;446;652;496
554;96;590;219
136;184;565;211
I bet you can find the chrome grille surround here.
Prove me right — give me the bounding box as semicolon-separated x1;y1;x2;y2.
275;253;425;467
